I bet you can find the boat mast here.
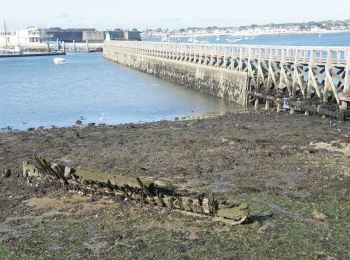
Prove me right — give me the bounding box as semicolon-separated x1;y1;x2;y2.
3;20;8;49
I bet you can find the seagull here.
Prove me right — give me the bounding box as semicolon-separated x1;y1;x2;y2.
99;113;105;124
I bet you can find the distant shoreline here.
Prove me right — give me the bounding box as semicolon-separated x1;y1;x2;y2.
0;42;104;52
143;29;350;39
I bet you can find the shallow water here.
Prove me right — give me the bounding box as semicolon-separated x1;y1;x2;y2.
2;32;350;130
0;53;242;130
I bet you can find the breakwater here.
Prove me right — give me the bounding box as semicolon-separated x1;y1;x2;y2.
103;41;249;106
103;41;350;117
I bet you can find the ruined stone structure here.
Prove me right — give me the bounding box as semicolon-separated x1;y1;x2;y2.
22;158;250;226
103;41;350;115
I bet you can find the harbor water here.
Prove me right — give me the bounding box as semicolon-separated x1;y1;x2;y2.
0;53;241;130
1;32;350;130
145;31;350;46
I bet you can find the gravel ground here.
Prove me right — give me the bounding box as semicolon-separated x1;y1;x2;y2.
0;111;349;259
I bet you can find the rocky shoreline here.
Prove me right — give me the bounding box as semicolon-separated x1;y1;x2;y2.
1;111;349;259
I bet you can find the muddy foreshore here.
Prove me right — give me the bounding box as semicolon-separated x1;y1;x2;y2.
1;111;349;259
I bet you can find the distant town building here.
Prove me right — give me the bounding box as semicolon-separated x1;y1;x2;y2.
105;29;141;41
124;29;141;41
106;29;125;40
1;25;142;47
0;27;49;46
82;31;105;42
44;28;141;42
45;28;104;42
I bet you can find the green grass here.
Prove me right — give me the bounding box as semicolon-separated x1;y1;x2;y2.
1;190;349;259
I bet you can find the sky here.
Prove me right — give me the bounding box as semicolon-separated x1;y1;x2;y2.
1;0;350;30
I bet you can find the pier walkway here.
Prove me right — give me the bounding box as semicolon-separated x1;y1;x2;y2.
104;41;350;115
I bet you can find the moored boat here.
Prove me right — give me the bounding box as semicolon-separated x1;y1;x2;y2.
53;57;66;64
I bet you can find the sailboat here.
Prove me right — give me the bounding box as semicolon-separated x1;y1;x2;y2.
1;20;23;55
1;20;10;54
0;20;66;58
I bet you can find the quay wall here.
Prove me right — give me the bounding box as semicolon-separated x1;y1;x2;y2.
103;45;248;106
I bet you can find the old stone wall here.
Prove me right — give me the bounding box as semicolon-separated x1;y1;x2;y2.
103;46;248;106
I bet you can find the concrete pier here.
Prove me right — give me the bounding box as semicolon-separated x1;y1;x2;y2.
103;41;350;111
104;42;248;105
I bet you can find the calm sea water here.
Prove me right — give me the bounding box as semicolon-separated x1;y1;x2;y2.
1;32;350;130
146;31;350;46
0;53;241;130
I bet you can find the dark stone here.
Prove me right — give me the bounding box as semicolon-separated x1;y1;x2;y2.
27;128;35;131
76;120;82;125
88;123;96;127
3;169;11;178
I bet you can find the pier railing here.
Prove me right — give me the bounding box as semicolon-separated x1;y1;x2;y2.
106;41;350;66
104;41;350;109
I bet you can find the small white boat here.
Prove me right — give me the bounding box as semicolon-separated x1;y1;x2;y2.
227;37;242;43
53;57;66;64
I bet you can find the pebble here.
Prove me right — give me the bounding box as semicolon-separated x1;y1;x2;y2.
257;221;276;234
312;210;327;221
2;169;11;178
75;120;82;125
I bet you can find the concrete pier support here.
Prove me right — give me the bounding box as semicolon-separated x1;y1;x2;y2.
340;101;348;112
254;99;259;110
277;103;282;113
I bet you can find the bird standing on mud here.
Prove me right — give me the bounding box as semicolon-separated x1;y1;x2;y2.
99;113;105;124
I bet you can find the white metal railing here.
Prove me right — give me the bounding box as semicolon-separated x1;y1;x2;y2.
105;41;350;67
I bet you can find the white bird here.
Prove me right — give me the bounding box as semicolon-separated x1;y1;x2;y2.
98;113;105;124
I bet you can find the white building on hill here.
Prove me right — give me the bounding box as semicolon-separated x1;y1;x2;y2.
0;27;48;47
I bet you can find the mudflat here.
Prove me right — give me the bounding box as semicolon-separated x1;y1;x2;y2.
1;111;349;259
